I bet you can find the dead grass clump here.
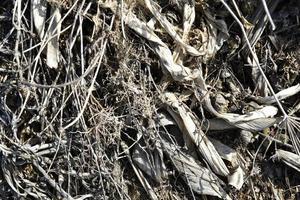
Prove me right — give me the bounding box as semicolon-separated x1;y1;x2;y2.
0;0;299;199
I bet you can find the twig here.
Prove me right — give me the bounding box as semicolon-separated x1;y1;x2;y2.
32;160;74;200
62;13;114;130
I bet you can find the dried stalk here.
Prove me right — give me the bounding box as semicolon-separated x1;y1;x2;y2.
261;0;276;30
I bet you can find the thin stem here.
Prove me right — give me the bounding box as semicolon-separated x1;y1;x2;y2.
261;0;276;30
62;14;114;130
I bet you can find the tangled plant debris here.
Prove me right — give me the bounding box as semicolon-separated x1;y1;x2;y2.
0;0;299;199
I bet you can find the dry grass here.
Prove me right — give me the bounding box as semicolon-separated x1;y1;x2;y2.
0;0;299;199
